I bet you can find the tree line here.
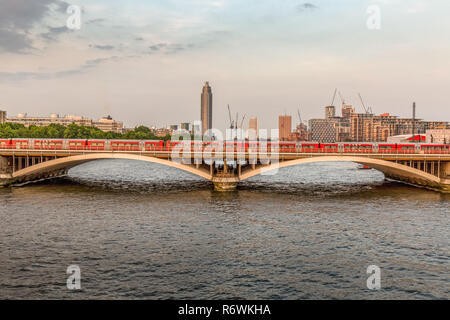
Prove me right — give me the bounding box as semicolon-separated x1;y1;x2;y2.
0;123;172;140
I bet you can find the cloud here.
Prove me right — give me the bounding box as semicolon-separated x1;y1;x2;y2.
85;56;120;65
0;56;121;82
41;26;72;41
147;42;195;54
89;44;115;50
0;29;33;53
85;18;105;26
296;3;318;13
0;0;68;52
149;43;168;52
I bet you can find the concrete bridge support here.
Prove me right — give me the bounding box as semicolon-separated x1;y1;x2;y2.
440;161;450;179
212;176;239;191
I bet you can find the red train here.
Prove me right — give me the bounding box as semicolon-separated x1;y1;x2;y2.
0;138;448;154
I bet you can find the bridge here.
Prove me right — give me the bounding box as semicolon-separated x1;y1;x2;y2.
1;147;450;192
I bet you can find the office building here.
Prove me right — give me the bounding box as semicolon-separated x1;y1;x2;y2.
7;113;93;127
325;106;335;119
279;115;292;141
92;116;124;133
426;129;450;144
200;81;213;135
7;113;124;133
248;117;258;140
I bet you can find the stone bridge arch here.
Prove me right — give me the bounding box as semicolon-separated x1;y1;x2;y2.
9;153;212;184
2;153;449;192
240;156;448;191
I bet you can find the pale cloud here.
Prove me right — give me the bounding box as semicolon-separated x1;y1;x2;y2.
296;3;318;13
406;1;428;14
0;56;122;82
0;0;449;128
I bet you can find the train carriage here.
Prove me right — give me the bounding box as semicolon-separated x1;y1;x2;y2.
0;139;11;149
246;142;260;153
344;143;373;153
166;140;183;151
144;140;164;151
202;141;221;153
277;142;297;153
111;140;140;151
11;139;30;149
321;143;339;153
301;143;320;153
67;139;88;150
87;140;106;151
34;139;64;150
397;144;416;154
225;142;246;153
378;144;397;154
420;144;449;154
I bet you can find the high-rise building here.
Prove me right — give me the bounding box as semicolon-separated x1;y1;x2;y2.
342;105;354;119
279;115;292;141
0;110;6;123
325;106;335;119
200;81;213;135
248;117;258;140
309;119;338;142
309;106;351;142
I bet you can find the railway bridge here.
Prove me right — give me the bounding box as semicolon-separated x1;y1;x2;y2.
1;148;450;192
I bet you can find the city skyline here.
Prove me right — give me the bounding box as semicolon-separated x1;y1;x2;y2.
1;0;450;130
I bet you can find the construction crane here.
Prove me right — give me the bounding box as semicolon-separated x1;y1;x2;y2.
330;88;337;106
240;114;246;129
297;109;302;124
227;104;234;129
358;93;372;114
338;91;345;106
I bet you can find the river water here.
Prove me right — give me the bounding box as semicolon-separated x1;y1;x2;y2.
0;160;448;299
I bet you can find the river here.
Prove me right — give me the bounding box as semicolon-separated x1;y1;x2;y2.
0;160;448;299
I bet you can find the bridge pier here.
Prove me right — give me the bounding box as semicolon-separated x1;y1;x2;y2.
212;176;239;191
0;156;13;186
440;161;450;179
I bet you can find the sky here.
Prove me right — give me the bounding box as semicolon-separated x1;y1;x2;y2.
1;0;450;130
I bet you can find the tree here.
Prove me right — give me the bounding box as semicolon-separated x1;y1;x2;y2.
1;122;167;140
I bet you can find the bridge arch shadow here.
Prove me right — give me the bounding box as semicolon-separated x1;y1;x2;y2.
240;156;444;189
11;153;213;181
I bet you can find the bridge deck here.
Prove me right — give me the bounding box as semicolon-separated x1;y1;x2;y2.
1;149;450;162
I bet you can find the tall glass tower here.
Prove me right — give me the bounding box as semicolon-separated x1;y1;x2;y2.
201;82;213;135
